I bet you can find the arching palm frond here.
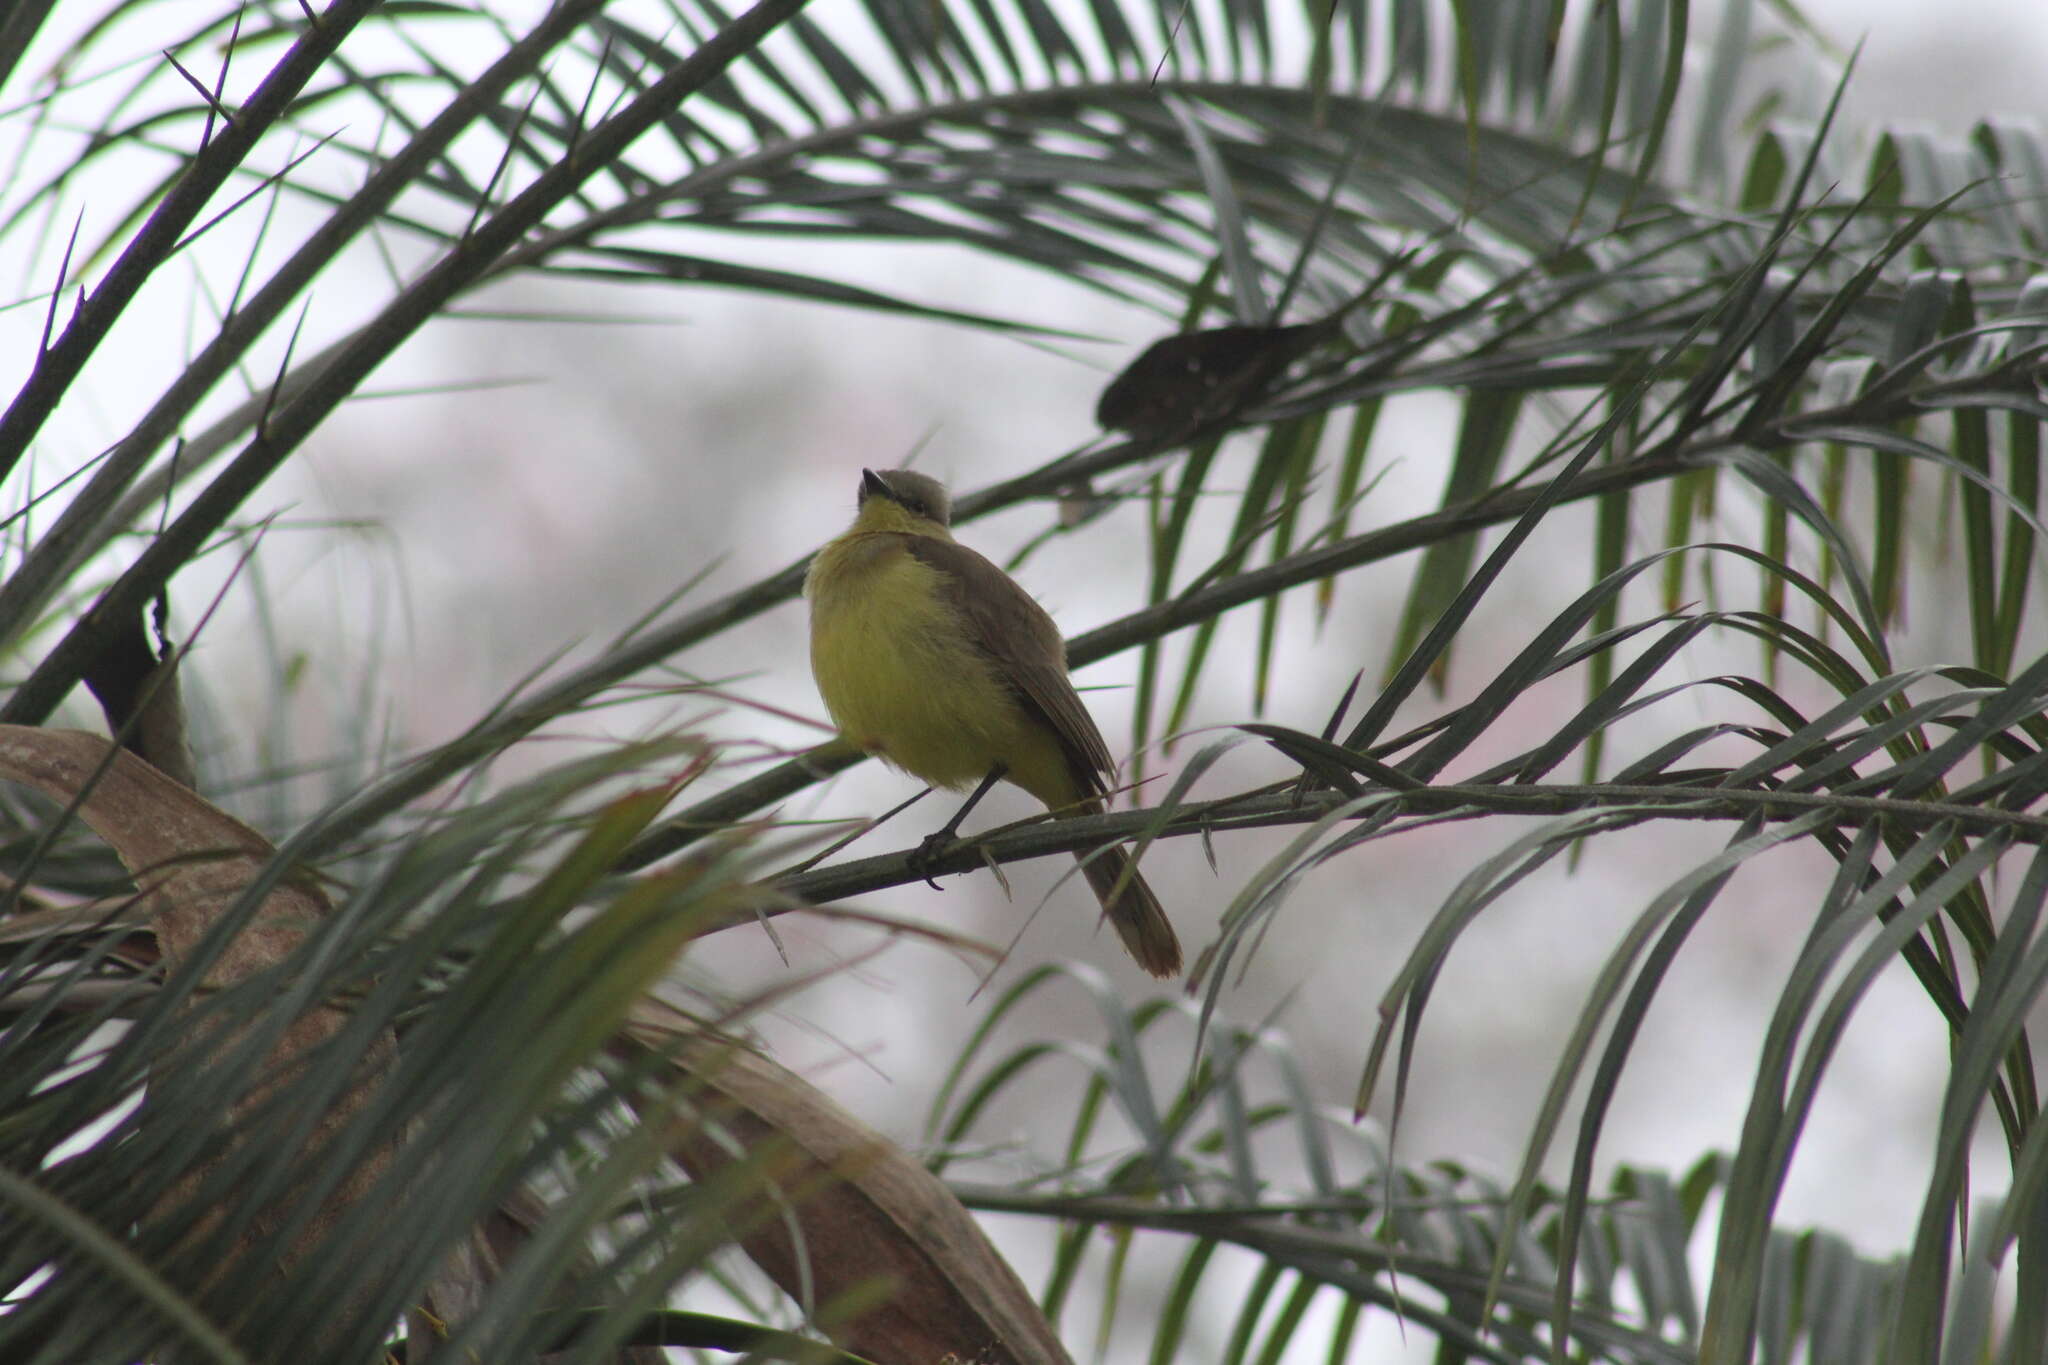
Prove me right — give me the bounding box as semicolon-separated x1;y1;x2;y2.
930;967;1976;1365
5;0;2048;1360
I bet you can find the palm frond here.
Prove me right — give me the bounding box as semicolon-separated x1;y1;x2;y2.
4;0;2048;1358
0;731;777;1361
930;974;2010;1363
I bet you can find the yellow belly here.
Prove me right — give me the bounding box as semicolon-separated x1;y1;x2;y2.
806;534;1075;802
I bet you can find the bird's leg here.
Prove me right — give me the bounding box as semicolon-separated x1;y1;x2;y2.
909;764;1007;889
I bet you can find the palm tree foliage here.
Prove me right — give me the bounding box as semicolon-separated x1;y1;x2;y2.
0;0;2046;1359
934;966;1941;1364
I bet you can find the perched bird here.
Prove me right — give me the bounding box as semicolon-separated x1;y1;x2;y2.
1096;278;1393;439
806;468;1182;977
1094;319;1333;439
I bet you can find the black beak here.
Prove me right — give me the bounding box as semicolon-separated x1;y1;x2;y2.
859;468;893;503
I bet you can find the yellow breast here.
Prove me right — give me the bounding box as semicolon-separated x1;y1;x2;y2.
806;532;1043;792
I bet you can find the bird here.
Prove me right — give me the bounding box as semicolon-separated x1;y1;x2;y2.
805;467;1182;977
1093;319;1333;440
1095;272;1399;440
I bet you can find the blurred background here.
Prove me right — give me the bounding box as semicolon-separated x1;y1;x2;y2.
5;0;2048;1353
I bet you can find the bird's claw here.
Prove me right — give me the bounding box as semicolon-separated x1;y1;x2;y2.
908;831;957;890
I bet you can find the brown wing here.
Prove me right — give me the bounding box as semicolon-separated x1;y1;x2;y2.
900;535;1117;792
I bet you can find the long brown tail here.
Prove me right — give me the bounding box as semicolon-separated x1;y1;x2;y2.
1081;844;1182;978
